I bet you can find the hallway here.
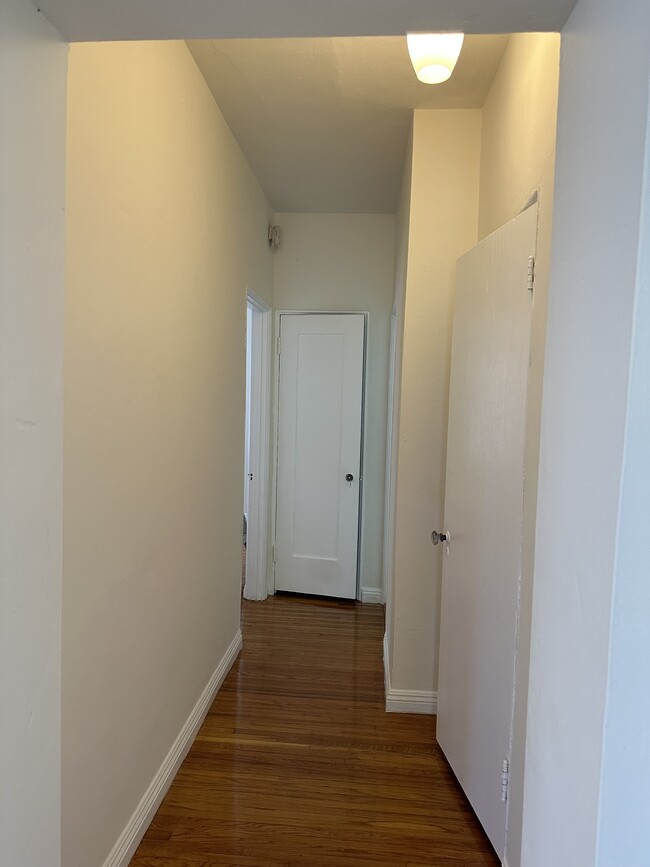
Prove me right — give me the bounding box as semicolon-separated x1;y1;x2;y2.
130;596;498;865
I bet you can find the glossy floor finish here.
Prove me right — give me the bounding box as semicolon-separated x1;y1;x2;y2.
130;595;498;866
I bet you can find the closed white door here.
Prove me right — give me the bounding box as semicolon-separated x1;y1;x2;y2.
436;204;538;858
275;313;365;599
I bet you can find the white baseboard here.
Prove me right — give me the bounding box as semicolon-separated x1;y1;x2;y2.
386;688;438;714
383;632;390;700
383;633;437;715
102;629;243;867
360;586;383;604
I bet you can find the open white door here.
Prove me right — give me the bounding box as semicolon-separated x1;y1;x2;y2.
275;313;365;599
436;204;538;858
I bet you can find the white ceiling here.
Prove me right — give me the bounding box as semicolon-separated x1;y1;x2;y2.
38;0;574;43
189;36;510;213
37;0;574;214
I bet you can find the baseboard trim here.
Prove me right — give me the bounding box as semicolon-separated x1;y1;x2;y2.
386;689;438;715
102;629;243;867
360;586;383;604
383;632;391;702
383;633;437;715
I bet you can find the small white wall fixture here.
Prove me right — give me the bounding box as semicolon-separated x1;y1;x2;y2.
243;289;272;601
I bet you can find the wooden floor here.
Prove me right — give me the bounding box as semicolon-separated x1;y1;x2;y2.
130;595;498;866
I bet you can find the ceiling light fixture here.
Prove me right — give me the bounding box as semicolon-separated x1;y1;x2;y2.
406;33;465;84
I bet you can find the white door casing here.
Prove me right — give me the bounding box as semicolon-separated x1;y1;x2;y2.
243;304;252;525
274;313;365;599
243;290;272;602
436;204;538;858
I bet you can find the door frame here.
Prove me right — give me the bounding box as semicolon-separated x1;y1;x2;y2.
382;303;399;609
243;288;273;601
271;310;369;600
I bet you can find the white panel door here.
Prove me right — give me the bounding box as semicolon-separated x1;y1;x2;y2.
436;204;538;858
275;313;364;599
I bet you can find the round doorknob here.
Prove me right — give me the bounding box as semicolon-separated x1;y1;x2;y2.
345;473;354;482
431;530;448;546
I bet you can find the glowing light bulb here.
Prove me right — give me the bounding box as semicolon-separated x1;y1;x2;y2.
406;33;465;84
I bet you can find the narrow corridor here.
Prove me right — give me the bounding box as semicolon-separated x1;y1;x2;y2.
131;596;498;866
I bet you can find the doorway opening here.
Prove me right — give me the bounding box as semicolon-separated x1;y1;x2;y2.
242;289;272;601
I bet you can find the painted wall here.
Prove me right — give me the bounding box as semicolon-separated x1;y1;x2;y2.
390;110;481;694
63;40;273;867
385;45;560;859
385;126;413;661
477;32;560;867
522;0;650;862
0;3;67;866
478;34;561;239
597;100;650;866
271;213;395;598
382;48;561;861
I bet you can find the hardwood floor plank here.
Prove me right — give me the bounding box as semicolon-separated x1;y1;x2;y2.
130;595;498;866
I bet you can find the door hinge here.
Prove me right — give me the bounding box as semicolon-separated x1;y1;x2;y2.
272;543;277;564
276;337;281;355
501;758;510;802
527;256;535;291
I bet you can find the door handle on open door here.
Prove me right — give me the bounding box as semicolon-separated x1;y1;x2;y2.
431;530;449;546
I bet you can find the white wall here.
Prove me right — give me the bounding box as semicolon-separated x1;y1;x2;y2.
597;101;650;866
63;40;273;867
383;42;560;856
477;32;560;867
385;125;413;659
478;33;560;238
384;49;560;858
479;34;561;239
522;0;650;862
0;3;67;865
271;212;396;598
390;110;481;694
